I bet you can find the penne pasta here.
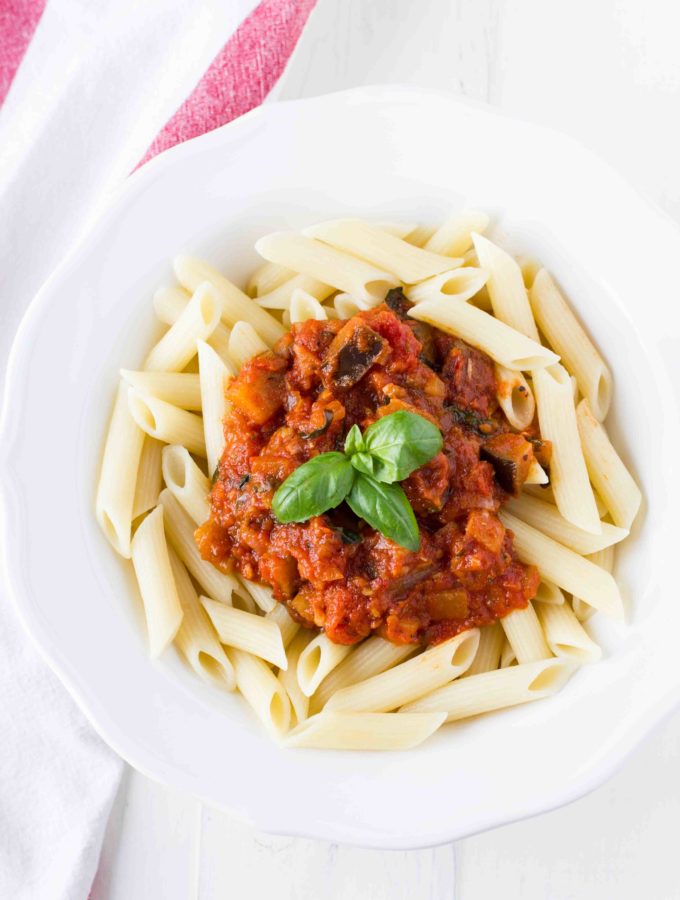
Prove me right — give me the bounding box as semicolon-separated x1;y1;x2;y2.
530;269;612;421
304;218;463;284
324;630;480;713
423;210;490;256
128;390;206;457
311;637;414;713
333;293;372;318
500;638;517;668
121;370;202;411
96;381;145;558
239;577;277;614
159;488;239;606
228;321;269;369
289;288;328;323
201;596;287;669
576;399;642;530
535;601;602;663
572;545;615;621
266;603;300;648
144;282;220;372
173;256;285;346
401;658;576;722
472;233;540;341
500;603;552;664
517;255;542;290
298;633;353;697
495;364;535;431
405;267;488;306
132;436;164;520
409;299;558;370
525;459;550;485
533;364;601;534
533;580;566;606
284;711;447;751
168;547;235;690
255;232;399;304
161;444;210;526
226;646;291;737
506;492;628;554
278;629;314;725
500;511;624;621
463;622;504;677
152;285;190;321
246;261;295;297
197;340;232;477
255;273;335;310
130;506;183;657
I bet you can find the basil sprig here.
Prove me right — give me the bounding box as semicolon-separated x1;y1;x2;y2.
272;411;442;550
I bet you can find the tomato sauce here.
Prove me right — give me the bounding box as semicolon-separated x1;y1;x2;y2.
196;296;541;646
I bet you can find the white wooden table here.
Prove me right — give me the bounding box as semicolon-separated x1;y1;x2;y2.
91;2;680;897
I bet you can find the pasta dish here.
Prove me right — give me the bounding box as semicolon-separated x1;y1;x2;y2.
96;213;641;750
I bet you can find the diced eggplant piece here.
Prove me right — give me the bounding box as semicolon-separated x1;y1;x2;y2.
480;433;533;495
227;352;285;425
384;286;412;318
409;320;438;368
322;319;387;389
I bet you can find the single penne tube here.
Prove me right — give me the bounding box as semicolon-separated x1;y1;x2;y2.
197;340;232;477
517;255;542;290
239;577;276;614
152;285;190;322
130;506;183;657
423;210;490;256
500;603;552;664
535;601;602;663
226;646;291;737
265;603;300;648
228;321;269;369
304;218;463;284
121;370;202;411
161;444;211;525
524;459;549;485
168;547;235;689
159;488;239;606
505;493;627;554
128;390;206;456
401;658;576;722
533;364;601;534
524;483;555;503
472;233;540;340
533;580;566;605
278;629;314;725
173;255;285;346
144;282;220;372
289;288;328;323
499;511;624;621
403;223;436;247
96;381;145;558
311;637;414;712
576;398;642;529
530;269;612;421
283;711;446;751
405;267;488;305
246;261;295;297
408;299;558;370
333;293;372;318
324;629;480;713
495;364;535;431
255;232;399;304
572;545;615;621
132;436;164;520
201;596;287;669
255;273;335;310
298;633;353;697
462;622;504;677
500;638;517;668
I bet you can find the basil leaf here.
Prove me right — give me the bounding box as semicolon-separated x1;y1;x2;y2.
344;424;365;457
272;452;355;523
360;411;442;483
348;450;380;480
347;473;420;551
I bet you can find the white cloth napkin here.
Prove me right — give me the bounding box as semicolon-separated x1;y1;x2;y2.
0;2;258;897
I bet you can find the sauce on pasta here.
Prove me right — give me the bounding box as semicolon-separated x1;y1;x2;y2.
196;292;544;646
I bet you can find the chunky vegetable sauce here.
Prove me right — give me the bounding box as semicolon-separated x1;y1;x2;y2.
196;292;543;646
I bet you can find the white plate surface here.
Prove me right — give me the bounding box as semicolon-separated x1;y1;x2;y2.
2;85;679;849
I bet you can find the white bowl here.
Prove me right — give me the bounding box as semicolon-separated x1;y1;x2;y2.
2;85;679;849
